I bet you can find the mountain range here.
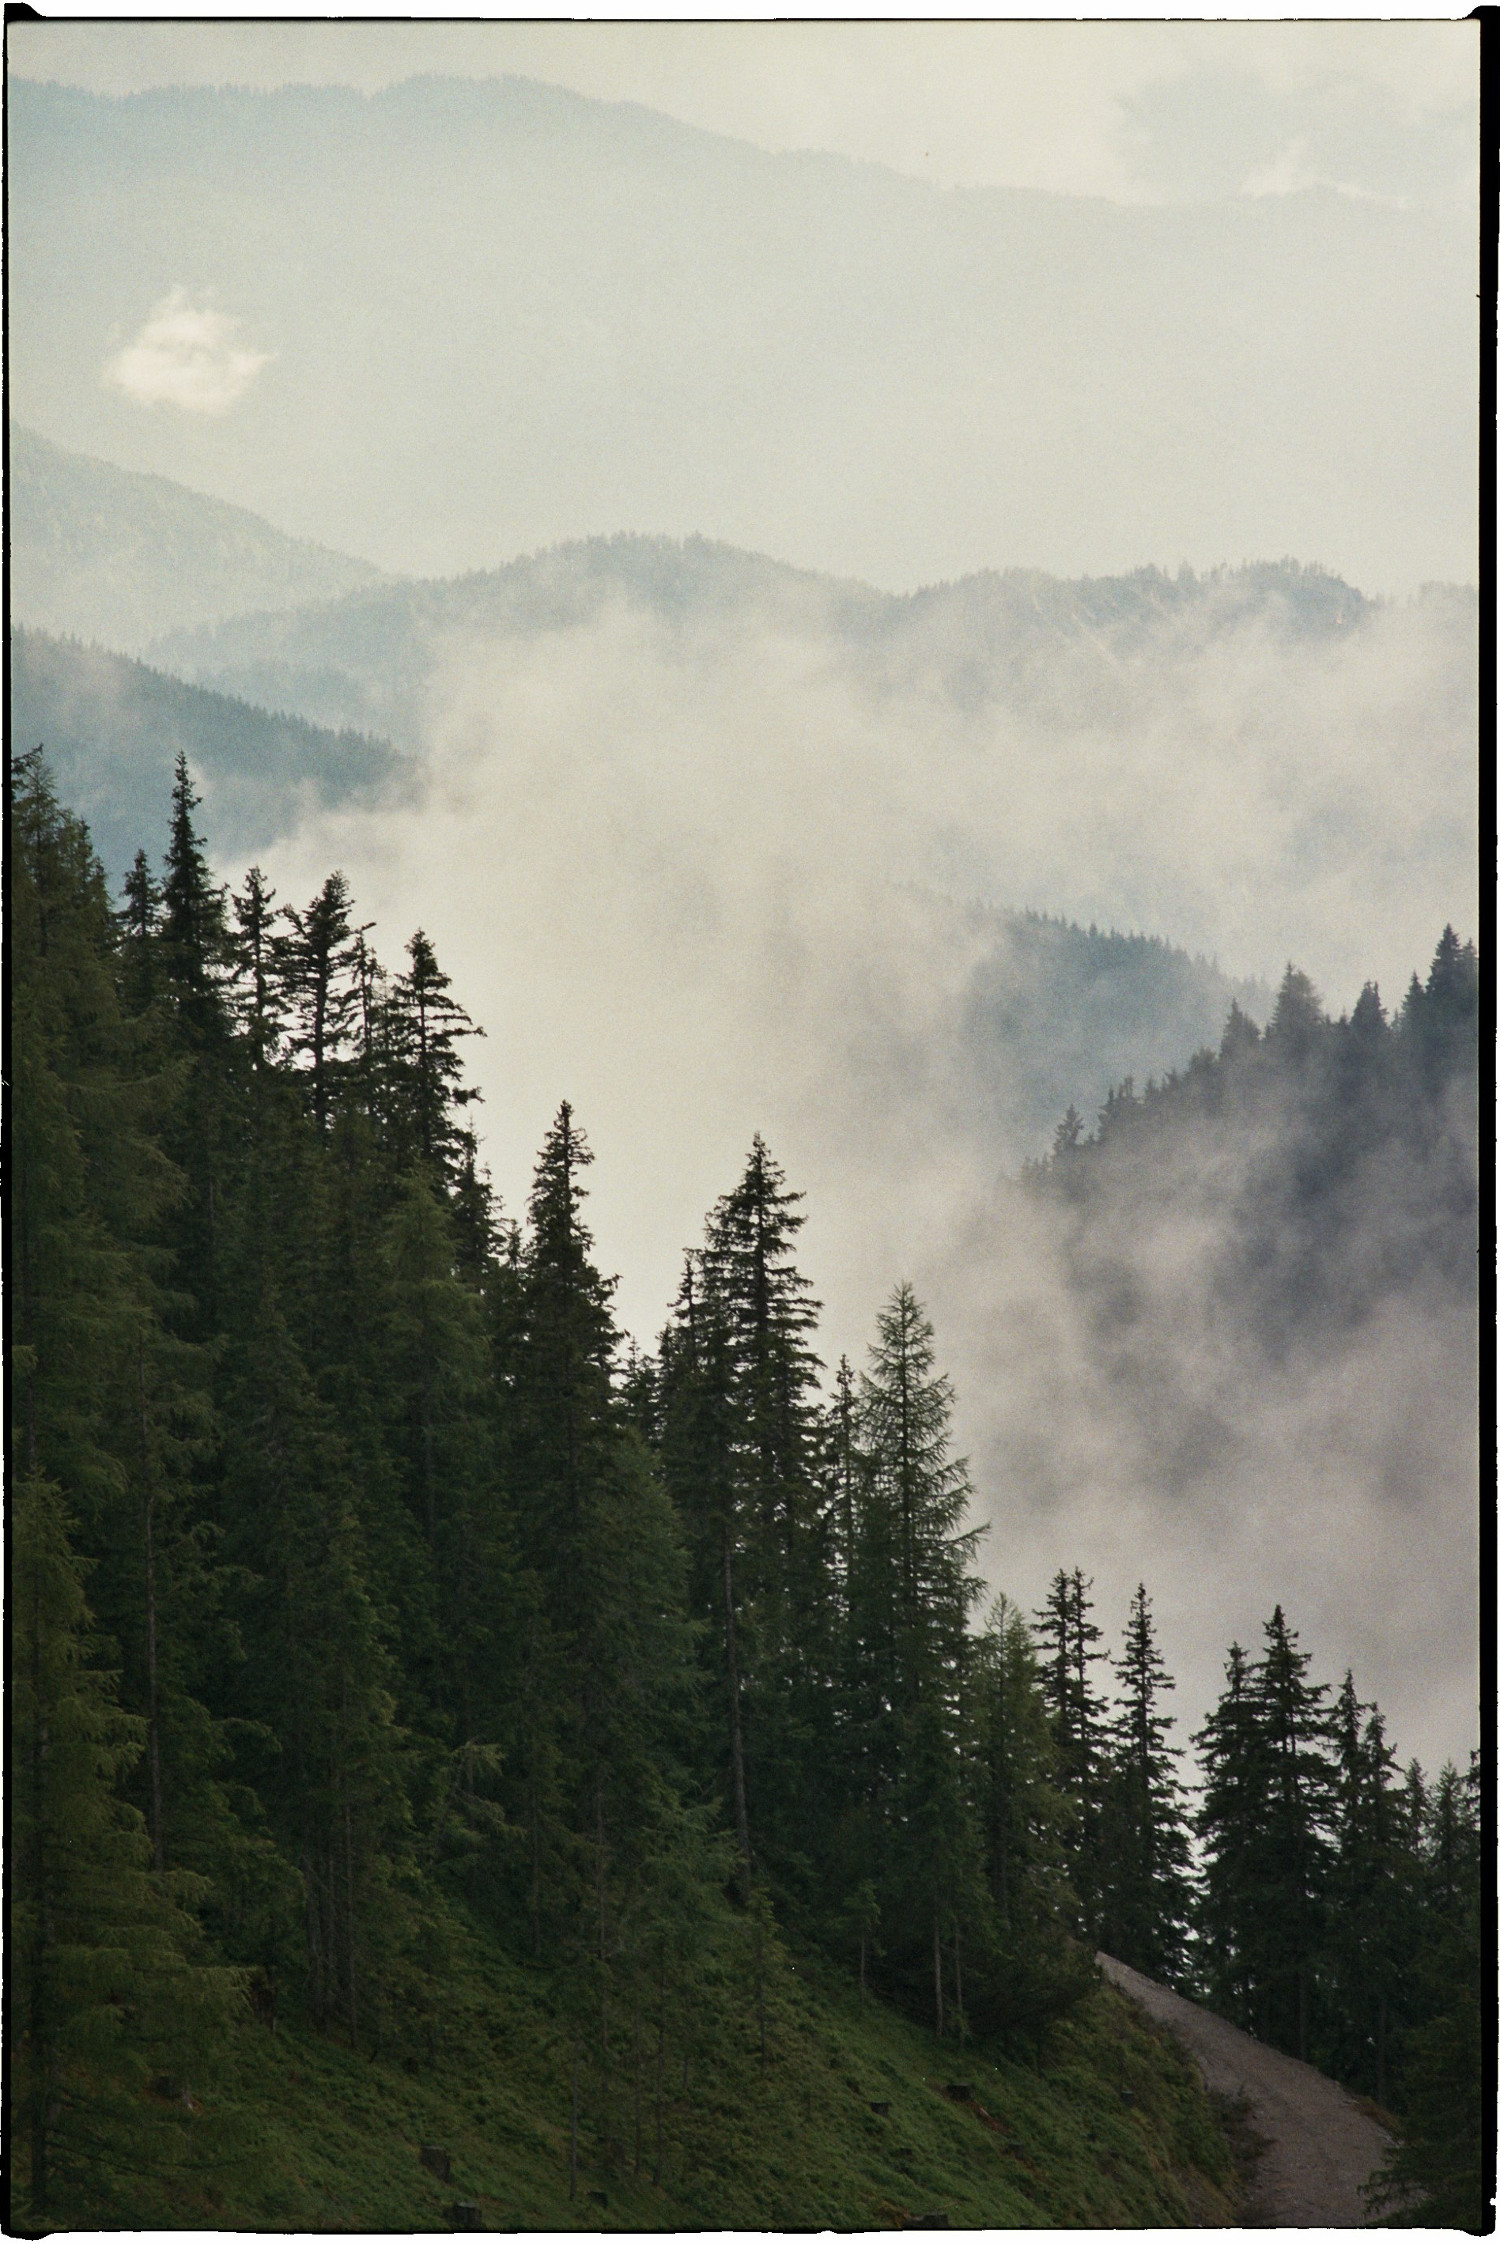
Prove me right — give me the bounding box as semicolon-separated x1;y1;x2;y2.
148;535;1378;751
10;423;1468;1020
10;423;382;652
7;73;1476;589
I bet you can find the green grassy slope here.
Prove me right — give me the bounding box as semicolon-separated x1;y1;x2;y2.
154;1936;1239;2232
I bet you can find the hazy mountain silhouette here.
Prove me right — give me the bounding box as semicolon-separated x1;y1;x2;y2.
9;424;383;652
150;533;1383;749
7;73;1475;589
12;624;404;873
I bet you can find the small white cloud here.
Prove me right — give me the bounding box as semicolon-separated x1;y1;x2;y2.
102;286;272;415
1240;140;1405;207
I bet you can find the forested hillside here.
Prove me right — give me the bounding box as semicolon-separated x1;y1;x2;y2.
11;626;405;876
12;753;1482;2229
1024;935;1483;2223
10;425;383;652
1030;936;1478;1358
149;541;1393;752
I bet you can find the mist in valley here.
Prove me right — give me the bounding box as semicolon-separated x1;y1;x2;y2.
230;572;1478;1775
8;20;1479;1776
8;39;1485;2231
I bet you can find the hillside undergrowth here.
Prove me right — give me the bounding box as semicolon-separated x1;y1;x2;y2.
133;1936;1241;2232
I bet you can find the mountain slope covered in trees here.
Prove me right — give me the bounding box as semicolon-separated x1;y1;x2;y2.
1029;936;1478;1367
11;626;406;876
9;424;383;652
12;753;1482;2229
149;538;1395;752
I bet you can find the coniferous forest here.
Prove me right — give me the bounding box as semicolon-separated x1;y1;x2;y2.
11;749;1483;2232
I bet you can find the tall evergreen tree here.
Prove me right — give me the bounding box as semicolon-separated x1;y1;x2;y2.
1251;1606;1335;2059
658;1252;754;1893
1195;1609;1335;2058
663;1139;835;1907
1367;1755;1485;2227
13;1474;240;2230
280;872;366;1135
1033;1568;1110;1939
1192;1641;1262;2020
1100;1584;1193;1981
973;1597;1071;1938
851;1285;985;2033
381;927;483;1181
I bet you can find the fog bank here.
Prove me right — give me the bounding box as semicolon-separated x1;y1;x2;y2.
235;583;1478;1773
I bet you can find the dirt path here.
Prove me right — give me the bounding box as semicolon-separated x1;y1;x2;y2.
1099;1953;1393;2227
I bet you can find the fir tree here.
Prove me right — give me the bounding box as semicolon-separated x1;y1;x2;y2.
382;927;482;1181
12;1474;240;2230
1192;1642;1262;2020
1033;1568;1110;1939
1100;1584;1193;1982
281;872;366;1135
974;1597;1070;1937
852;1285;985;2033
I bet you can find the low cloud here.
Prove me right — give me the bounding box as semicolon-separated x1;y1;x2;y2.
236;584;1477;1773
103;286;271;415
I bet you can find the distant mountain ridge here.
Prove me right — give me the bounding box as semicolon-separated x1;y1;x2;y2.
11;626;405;875
9;424;384;652
7;72;1474;588
149;534;1385;750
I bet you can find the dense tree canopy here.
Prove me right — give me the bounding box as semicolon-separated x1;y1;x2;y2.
9;751;1482;2230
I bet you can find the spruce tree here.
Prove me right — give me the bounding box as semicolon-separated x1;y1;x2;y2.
1195;1609;1335;2057
974;1597;1072;1937
1192;1641;1262;2019
1367;1756;1484;2227
666;1138;835;1906
1252;1607;1335;2059
11;750;251;1941
658;1252;754;1892
159;754;231;1053
1033;1568;1110;1939
381;927;483;1180
281;871;366;1135
1100;1585;1193;1982
230;866;284;1073
852;1284;985;2032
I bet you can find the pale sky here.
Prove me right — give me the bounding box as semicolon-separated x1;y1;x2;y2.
7;15;1479;206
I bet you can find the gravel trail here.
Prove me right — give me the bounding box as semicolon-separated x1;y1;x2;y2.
1099;1952;1394;2227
